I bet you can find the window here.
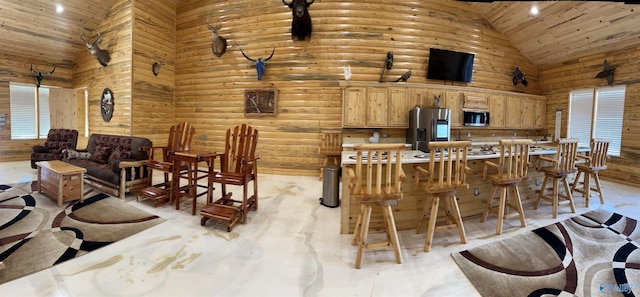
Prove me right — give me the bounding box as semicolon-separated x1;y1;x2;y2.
568;85;625;156
9;83;50;140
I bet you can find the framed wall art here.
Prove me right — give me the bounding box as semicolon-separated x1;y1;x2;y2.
101;88;114;122
244;88;277;117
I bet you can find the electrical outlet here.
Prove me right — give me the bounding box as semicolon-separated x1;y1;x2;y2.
535;178;540;186
200;134;207;141
473;188;480;196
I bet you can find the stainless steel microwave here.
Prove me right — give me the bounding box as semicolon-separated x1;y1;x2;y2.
464;111;490;127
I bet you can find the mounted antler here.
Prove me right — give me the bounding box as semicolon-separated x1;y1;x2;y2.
240;47;275;81
207;18;227;57
80;29;111;67
30;64;55;88
282;0;314;41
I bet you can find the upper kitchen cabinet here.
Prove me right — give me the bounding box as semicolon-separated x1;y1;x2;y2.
342;86;409;128
489;95;506;128
388;87;410;127
444;91;463;127
462;92;489;111
504;95;546;129
343;87;367;127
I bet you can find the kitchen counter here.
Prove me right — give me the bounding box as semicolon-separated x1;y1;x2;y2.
339;144;590;234
340;145;585;165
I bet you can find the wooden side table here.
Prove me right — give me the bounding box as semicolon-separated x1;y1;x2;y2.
172;150;215;215
36;160;86;207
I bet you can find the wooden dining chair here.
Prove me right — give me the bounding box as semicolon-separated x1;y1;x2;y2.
318;130;343;180
347;143;405;269
140;122;195;204
481;139;532;235
201;124;259;231
534;138;579;219
414;141;472;252
571;138;610;206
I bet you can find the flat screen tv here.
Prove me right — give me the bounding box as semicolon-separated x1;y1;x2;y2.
427;48;475;83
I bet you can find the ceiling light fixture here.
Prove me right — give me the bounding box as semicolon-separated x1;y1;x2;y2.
530;5;539;16
56;4;64;14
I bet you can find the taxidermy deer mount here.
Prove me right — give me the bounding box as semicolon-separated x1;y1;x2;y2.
30;65;55;88
207;18;227;57
240;47;275;81
80;29;110;67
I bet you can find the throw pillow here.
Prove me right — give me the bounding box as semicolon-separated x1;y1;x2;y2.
108;146;132;164
91;145;111;164
63;149;92;160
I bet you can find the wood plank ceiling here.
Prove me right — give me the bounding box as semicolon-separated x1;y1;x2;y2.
468;1;640;66
0;0;117;65
1;1;639;67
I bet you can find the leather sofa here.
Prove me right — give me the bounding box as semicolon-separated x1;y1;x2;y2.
64;133;152;199
30;128;79;169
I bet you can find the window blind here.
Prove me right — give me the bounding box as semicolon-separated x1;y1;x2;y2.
594;85;625;156
9;83;50;140
568;89;594;148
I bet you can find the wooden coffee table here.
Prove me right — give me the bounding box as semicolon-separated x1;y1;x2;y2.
36;160;87;207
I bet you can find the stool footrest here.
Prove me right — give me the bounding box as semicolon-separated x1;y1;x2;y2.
200;201;241;232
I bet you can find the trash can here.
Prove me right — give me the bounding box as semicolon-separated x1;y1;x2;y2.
320;165;340;208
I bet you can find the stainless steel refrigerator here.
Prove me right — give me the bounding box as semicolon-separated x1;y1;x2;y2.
406;107;451;152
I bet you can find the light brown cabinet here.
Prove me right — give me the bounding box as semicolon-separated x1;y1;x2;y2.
343;87;367;127
489;95;506;128
504;96;545;129
444;91;463;127
342;87;410;128
340;82;545;130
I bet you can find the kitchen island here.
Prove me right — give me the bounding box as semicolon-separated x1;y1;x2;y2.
339;145;587;234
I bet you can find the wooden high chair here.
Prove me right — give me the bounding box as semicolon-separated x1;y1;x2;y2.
346;143;406;269
481;139;532;235
139;122;195;205
414;141;472;252
534;138;579;219
318;130;342;180
202;124;259;231
571;138;610;206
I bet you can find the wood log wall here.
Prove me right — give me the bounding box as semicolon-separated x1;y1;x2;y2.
72;0;134;143
540;45;640;185
175;0;538;176
0;52;73;161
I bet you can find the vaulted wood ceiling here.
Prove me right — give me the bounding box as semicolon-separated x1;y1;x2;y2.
1;1;639;67
0;0;117;65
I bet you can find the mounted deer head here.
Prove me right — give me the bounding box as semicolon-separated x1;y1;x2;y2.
240;47;275;81
30;64;55;88
282;0;314;41
80;29;110;67
207;18;227;57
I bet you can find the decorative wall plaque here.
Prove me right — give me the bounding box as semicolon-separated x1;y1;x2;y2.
101;88;114;122
244;88;277;117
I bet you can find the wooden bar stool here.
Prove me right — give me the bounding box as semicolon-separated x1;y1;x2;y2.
481;139;532;235
318;130;342;180
534;138;579;219
571;138;610;206
414;141;471;252
346;143;405;269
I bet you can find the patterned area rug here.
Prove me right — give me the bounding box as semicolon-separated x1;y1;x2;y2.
452;209;640;297
0;183;165;284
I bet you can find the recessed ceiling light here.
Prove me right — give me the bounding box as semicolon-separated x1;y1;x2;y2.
530;5;539;15
56;4;64;14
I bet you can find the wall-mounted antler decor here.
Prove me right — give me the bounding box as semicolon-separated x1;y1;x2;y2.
207;17;227;57
240;47;275;81
81;29;110;67
30;64;55;88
